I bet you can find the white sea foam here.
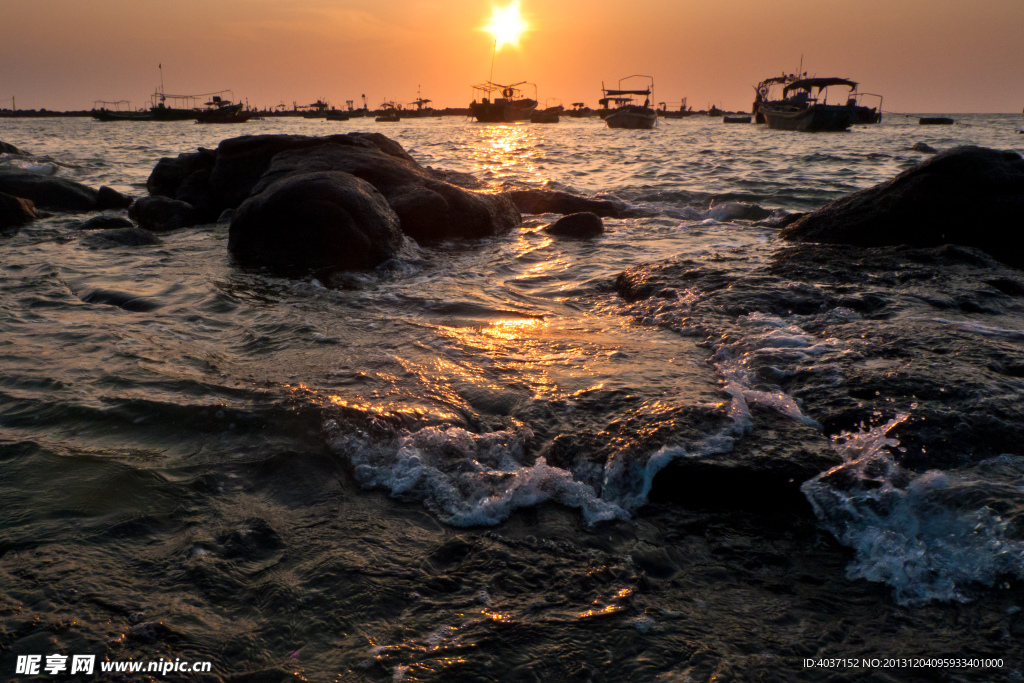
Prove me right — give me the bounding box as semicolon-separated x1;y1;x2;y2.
802;416;1024;604
328;423;626;527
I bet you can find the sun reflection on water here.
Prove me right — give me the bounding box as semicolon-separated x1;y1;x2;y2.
465;123;542;184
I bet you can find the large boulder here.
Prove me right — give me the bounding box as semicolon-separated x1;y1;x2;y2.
145;134;520;243
240;141;520;242
0;141;23;155
780;146;1024;268
1;192;36;230
228;171;408;271
0;172;99;211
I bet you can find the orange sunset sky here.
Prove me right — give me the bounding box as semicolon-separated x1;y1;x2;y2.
2;0;1022;113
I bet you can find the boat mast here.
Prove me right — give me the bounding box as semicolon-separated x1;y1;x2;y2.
159;64;165;101
488;39;497;84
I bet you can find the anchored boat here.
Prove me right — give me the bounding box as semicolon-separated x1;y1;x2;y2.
469;82;537;122
759;78;879;132
601;75;657;129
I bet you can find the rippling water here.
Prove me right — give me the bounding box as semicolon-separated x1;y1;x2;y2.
2;114;1024;681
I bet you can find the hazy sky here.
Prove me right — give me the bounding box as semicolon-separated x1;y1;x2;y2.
2;0;1022;113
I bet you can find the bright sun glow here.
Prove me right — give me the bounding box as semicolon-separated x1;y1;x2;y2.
483;1;528;49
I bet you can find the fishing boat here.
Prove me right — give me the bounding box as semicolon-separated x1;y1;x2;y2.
601;75;657;130
567;102;593;118
752;74;800;123
303;99;331;119
469;82;537;122
759;78;876;132
91;101;151;122
195;96;252;124
375;102;401;122
530;99;563;124
657;99;695;119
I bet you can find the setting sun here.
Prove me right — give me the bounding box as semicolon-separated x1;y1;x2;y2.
483;0;529;49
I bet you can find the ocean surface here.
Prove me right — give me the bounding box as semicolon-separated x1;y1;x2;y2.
2;114;1024;681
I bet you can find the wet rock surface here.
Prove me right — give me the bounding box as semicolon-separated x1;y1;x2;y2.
229;171;407;271
543;211;605;238
78;214;134;231
780;146;1024;268
616;241;1024;472
0;171;101;211
129;196;196;232
503;188;630;217
0;191;36;230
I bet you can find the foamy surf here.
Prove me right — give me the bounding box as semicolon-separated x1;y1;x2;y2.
803;415;1024;604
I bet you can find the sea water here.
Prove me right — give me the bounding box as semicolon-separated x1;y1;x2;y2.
2;114;1023;680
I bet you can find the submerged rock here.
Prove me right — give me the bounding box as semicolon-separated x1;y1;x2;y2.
81;227;163;248
229;171;407;270
78;214;134;231
504;189;629;218
0;192;36;230
0;171;100;211
780;146;1024;268
0;141;23;155
907;142;938;154
543;211;605;238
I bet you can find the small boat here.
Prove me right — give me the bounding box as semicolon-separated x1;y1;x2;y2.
326;110;350;121
919;117;955;125
723;116;752;124
657;99;696;119
303;99;331;119
470;82;538;122
567;102;593;118
602;75;657;130
759;78;876;132
375;102;401;122
530;99;563;124
195;96;252;124
92;101;151;121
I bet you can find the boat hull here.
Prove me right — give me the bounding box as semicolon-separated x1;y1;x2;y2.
470;99;537;123
150;106;198;121
761;104;853;132
195;104;252;124
606;107;657;129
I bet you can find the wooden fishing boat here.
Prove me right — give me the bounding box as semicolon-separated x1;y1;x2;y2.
195;96;252;124
759;78;869;132
530;99;563;124
470;82;537;122
602;75;657;129
92;101;151;121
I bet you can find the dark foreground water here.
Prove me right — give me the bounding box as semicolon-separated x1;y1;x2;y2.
2;114;1024;681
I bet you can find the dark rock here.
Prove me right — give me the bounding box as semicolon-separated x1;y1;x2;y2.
79;287;161;312
129;195;196;231
780;146;1024;268
147;148;216;199
0;141;23;155
0;172;99;211
543;212;604;238
0;192;36;229
207;133;414;217
81;227;162;248
78;214;134;230
228;170;407;271
908;142;938;154
96;185;133;209
144;134;519;241
250;143;519;241
503;189;629;217
649;415;840;513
